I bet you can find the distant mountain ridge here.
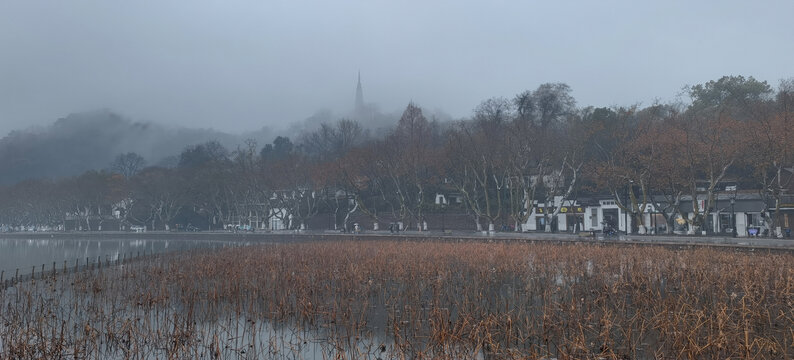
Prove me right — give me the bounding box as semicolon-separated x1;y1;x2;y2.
0;110;270;185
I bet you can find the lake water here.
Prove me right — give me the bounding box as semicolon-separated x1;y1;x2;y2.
0;236;249;277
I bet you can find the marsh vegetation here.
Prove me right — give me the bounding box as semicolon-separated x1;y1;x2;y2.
1;240;792;359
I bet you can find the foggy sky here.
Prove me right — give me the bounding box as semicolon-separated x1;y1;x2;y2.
1;1;793;137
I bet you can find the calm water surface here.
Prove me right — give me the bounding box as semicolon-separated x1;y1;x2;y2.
0;236;249;276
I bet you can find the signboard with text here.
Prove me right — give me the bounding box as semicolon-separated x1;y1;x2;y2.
535;206;585;214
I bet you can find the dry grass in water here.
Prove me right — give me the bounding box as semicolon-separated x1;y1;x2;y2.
1;240;792;359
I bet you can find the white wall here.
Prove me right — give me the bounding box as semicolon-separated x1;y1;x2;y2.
734;212;745;237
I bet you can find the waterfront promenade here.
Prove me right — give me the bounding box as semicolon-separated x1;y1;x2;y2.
3;229;793;250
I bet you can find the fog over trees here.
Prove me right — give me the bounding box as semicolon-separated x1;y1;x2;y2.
0;110;276;184
1;75;792;235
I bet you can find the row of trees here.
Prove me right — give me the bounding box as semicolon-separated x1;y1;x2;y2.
1;76;792;233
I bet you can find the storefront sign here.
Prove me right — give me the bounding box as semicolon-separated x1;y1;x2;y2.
535;206;584;214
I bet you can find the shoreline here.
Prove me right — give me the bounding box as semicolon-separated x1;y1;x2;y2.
2;229;793;251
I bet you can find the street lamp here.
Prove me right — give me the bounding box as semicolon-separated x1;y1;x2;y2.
441;202;446;233
712;189;718;235
651;206;656;235
730;196;736;237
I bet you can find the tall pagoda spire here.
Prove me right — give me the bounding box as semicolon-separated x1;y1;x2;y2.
355;71;364;112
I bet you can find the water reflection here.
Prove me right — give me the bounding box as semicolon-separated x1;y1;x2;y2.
0;237;244;275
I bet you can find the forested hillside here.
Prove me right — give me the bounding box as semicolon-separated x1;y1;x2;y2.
0;110;267;184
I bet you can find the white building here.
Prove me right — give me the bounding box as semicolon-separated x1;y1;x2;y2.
523;196;591;233
519;192;777;238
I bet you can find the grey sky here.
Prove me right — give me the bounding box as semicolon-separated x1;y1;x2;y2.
1;1;792;136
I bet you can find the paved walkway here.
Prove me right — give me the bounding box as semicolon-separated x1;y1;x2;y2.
3;230;793;250
344;230;794;249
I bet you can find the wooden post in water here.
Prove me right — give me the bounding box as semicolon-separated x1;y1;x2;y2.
75;258;79;272
31;266;35;280
15;268;19;283
52;262;56;277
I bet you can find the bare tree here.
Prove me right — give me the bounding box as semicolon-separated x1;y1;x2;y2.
300;119;367;161
378;102;439;230
515;83;576;131
445;100;512;232
269;153;322;230
746;82;794;236
111;152;146;179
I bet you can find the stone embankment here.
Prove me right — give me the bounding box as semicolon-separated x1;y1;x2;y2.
4;230;793;251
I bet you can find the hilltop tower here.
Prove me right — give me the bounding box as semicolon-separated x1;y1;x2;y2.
355;71;364;113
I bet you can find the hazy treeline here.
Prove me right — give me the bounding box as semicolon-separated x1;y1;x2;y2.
0;76;792;233
0;110;280;185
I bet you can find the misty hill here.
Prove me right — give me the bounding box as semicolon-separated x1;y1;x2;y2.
0;110;271;185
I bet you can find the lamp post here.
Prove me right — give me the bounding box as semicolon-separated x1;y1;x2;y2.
651;206;655;235
712;189;718;235
441;202;446;233
730;197;736;237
